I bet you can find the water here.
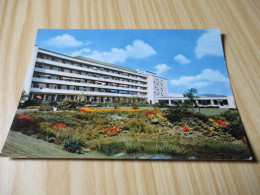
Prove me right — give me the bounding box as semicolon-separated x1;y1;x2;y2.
113;153;174;159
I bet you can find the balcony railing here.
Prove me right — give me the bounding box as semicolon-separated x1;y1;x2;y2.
34;67;147;88
36;58;147;82
30;87;147;98
32;78;147;93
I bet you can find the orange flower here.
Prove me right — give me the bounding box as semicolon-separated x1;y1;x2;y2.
210;127;215;131
17;116;33;120
53;124;67;129
183;125;190;132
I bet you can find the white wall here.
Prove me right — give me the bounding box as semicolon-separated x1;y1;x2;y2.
146;75;155;104
23;46;39;94
227;96;237;108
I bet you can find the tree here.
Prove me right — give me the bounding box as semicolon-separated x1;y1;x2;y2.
18;90;29;108
20;90;29;102
184;88;198;111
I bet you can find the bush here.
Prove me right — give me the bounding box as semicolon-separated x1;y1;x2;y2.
23;99;42;108
190;112;209;123
49;101;58;107
132;104;139;109
11;115;40;135
124;118;156;133
165;107;191;123
58;99;84;110
39;103;52;111
64;138;85;153
220;110;246;140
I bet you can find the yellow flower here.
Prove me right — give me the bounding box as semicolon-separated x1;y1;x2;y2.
210;127;215;131
209;118;214;122
81;108;140;112
156;113;165;120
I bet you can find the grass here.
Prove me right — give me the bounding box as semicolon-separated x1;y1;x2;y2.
191;108;235;116
92;133;251;160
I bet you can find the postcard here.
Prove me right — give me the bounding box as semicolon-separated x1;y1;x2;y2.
0;29;254;160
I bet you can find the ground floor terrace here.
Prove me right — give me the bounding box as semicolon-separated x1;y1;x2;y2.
29;93;147;103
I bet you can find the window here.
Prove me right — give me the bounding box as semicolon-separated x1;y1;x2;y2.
49;84;57;89
39;83;46;89
51;75;58;80
69;86;75;90
52;66;59;71
79;87;86;91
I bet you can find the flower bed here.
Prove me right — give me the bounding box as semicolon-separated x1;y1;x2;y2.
100;125;122;136
81;108;139;112
53;124;67;129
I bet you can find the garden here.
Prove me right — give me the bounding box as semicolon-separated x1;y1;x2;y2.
8;98;252;160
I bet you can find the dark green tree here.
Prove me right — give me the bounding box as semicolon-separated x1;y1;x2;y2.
184;88;198;111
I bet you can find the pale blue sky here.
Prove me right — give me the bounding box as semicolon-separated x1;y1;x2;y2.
35;29;233;95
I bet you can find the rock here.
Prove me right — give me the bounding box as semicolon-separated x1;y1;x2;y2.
151;118;159;124
47;137;55;143
83;148;91;153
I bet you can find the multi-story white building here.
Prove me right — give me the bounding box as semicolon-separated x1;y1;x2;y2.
24;46;162;104
23;46;236;108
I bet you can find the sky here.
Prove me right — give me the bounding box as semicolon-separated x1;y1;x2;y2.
35;29;233;96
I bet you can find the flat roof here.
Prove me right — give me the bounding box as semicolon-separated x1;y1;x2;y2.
75;56;139;74
38;47;145;75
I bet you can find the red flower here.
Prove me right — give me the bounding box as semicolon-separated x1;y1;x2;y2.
17;116;33;120
145;112;155;117
101;125;122;136
77;109;91;113
183;125;190;132
222;121;229;126
53;124;67;129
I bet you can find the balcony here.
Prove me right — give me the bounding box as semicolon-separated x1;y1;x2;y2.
30;87;147;98
36;58;147;82
34;67;147;88
32;78;147;93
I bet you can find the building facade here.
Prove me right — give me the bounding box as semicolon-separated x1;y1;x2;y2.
156;95;236;108
24;46;163;104
24;46;236;108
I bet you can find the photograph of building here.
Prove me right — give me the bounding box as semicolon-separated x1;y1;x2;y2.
1;29;251;160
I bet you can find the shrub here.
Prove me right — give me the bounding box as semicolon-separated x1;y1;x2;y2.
132;103;139;109
190;112;209;123
220;110;246;140
11;115;40;135
39;103;52;111
58;99;84;111
124;118;156;133
49;101;58;107
23;99;42;107
64;138;86;153
165;107;190;123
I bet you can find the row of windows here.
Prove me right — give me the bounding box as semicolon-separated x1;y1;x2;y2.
159;99;229;105
31;82;147;96
31;94;147;102
35;63;147;86
33;72;147;90
37;53;147;80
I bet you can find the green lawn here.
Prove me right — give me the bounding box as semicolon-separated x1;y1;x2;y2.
190;108;235;116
